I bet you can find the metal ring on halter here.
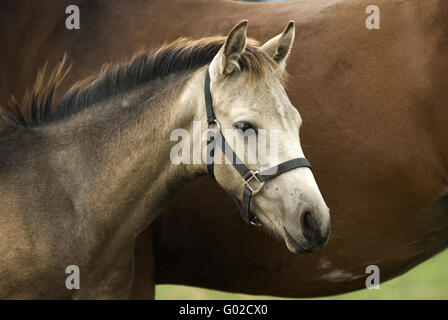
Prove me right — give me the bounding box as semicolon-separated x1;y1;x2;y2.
208;119;221;130
249;216;262;226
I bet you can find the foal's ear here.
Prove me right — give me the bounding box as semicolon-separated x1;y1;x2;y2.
211;20;248;76
261;21;295;67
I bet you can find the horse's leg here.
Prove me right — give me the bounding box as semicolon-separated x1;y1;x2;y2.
131;227;155;300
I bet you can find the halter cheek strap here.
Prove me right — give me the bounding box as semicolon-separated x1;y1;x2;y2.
204;69;312;226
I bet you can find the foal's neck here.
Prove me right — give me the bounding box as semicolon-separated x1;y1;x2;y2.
42;68;207;246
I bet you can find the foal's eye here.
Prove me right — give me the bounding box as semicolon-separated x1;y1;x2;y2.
234;121;257;134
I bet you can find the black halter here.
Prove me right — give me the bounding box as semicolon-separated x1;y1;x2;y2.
204;69;312;226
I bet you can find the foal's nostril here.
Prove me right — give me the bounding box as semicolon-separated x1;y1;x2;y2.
300;210;320;244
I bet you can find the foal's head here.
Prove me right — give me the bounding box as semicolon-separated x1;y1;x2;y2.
206;21;330;253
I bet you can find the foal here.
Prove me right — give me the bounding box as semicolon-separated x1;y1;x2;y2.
0;21;329;298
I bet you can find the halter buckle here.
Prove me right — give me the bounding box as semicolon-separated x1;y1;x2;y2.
243;170;265;195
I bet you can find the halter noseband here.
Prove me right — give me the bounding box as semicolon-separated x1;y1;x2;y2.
204;69;312;226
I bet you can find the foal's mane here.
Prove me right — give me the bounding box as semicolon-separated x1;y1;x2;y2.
0;37;283;128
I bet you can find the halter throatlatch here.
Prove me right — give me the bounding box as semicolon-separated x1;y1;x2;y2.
204;69;312;226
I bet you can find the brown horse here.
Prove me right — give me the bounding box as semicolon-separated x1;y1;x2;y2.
1;0;447;299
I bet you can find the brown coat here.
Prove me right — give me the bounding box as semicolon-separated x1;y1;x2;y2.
0;0;447;298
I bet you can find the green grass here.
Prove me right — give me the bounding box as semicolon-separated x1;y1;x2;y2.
156;249;448;300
